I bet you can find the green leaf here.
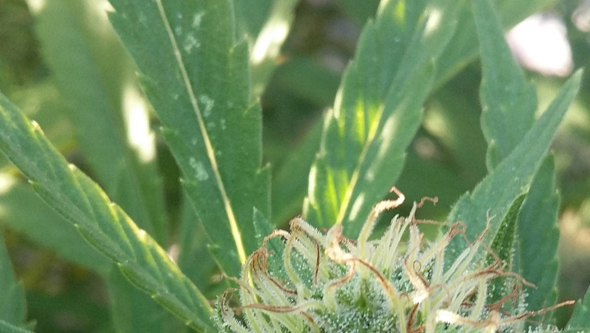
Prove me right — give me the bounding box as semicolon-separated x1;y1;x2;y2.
0;229;27;327
177;194;217;294
484;193;525;304
516;156;560;324
107;270;186;333
0;320;32;333
29;0;168;245
473;0;537;170
445;71;582;263
473;0;563;322
568;286;590;330
0;182;111;274
303;0;459;236
0;94;213;331
434;0;556;89
250;0;299;94
485;193;525;266
107;0;269;277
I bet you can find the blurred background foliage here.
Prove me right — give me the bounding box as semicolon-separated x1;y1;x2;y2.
1;0;590;331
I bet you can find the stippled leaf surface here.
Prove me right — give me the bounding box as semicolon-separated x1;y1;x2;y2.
445;71;581;264
0;229;27;328
0;94;213;331
473;0;562;320
303;0;460;236
107;0;269;277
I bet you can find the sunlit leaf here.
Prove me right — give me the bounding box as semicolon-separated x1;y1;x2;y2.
107;0;269;277
303;0;460;236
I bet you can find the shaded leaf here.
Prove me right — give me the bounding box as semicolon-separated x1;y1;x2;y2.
568;286;590;330
29;0;168;245
107;270;186;333
473;0;537;170
445;71;582;263
303;0;460;236
485;193;525;304
250;0;299;94
0;320;32;333
0;182;111;274
0;94;213;331
516;156;560;325
108;0;269;277
0;229;27;327
434;0;556;89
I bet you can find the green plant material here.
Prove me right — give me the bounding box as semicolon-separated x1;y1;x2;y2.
567;287;590;330
0;229;27;327
338;0;381;26
484;193;525;304
272;120;322;225
0;182;111;274
218;201;561;332
434;0;556;89
178;195;217;294
473;0;537;171
251;0;299;94
107;0;269;277
445;70;581;264
516;156;560;324
0;320;32;333
107;269;186;333
303;0;460;236
29;0;168;245
473;0;562;324
232;0;273;41
0;94;213;331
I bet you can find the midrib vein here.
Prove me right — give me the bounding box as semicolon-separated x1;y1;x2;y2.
155;0;248;266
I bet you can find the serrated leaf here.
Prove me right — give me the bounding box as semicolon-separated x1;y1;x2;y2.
434;0;556;88
0;94;213;331
107;0;269;277
0;182;111;274
473;1;563;323
28;0;168;245
303;0;460;236
568;286;590;330
0;229;27;327
473;0;537;170
445;71;582;264
517;156;560;325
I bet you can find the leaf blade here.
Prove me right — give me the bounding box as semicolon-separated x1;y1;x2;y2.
303;0;459;235
445;71;582;263
0;229;27;328
108;0;269;276
0;93;213;331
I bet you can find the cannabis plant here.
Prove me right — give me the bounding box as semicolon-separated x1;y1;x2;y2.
0;0;589;332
